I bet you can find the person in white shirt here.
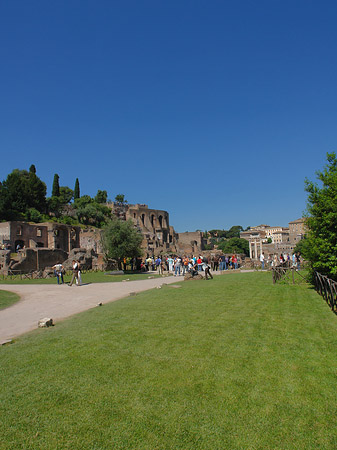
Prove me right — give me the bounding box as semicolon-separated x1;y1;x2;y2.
260;252;265;270
52;263;64;284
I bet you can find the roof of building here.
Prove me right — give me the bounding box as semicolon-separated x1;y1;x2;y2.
289;218;306;224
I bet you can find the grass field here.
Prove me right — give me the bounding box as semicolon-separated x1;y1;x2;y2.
0;271;162;285
1;272;337;450
0;290;20;310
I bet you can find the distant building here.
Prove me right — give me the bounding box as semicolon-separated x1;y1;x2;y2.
240;218;306;259
289;218;307;244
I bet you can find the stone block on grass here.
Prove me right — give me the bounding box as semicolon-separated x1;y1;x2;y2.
38;318;54;328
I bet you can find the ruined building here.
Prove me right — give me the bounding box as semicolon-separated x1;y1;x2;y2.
0;221;80;252
0;204;206;273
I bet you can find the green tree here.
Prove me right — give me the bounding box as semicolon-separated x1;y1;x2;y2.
217;237;249;255
114;194;127;205
46;196;63;218
52;174;60;197
29;164;36;174
95;190;108;204
25;207;43;223
59;186;73;204
102;217;143;267
304;152;337;279
209;229;227;238
47;186;73;218
0;169;47;220
74;178;80;199
225;225;243;239
294;237;311;257
73;195;111;227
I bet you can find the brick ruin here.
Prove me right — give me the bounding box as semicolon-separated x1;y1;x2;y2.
0;204;206;273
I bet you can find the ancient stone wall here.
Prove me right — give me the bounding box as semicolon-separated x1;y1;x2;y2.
0;250;11;271
176;231;205;255
0;221;49;250
0;221;80;253
63;248;97;270
9;249;68;273
0;223;11;247
40;223;80;252
80;228;103;253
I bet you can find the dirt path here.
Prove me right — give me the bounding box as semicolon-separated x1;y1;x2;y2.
0;276;184;344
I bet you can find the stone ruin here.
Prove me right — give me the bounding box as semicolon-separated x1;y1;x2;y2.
0;204;210;275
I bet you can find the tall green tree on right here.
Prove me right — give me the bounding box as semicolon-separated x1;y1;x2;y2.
304;153;337;280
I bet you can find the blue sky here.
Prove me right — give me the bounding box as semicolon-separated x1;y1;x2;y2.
1;0;337;232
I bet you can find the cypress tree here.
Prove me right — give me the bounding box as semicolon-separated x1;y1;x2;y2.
52;174;60;197
74;178;80;199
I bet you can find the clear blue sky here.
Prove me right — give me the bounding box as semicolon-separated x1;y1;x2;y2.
1;0;336;232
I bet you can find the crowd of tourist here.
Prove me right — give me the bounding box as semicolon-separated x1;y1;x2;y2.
260;252;302;270
136;251;302;274
136;254;243;276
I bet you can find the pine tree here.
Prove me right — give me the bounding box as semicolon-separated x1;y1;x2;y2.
52;174;60;197
74;178;80;199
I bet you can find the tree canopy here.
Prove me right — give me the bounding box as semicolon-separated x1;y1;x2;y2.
73;195;112;227
0;169;47;220
115;194;127;205
95;190;108;204
217;237;249;255
208;226;243;239
304;152;337;279
101;218;143;264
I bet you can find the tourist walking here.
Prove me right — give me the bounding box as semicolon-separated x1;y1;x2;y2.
69;260;80;286
77;260;82;285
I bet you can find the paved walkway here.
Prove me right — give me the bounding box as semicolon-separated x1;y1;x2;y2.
0;276;184;344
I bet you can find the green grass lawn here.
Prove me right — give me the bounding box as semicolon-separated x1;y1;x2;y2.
0;289;20;310
0;271;162;285
1;272;337;450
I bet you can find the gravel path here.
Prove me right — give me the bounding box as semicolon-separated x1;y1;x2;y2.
0;276;184;344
